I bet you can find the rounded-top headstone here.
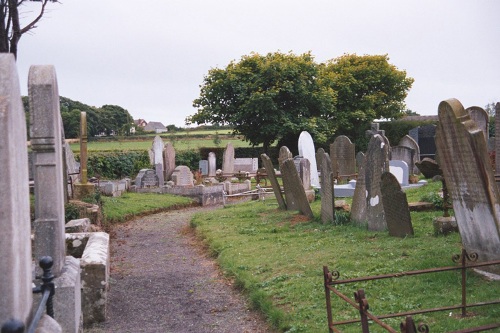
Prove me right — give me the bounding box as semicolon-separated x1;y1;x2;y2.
298;131;320;187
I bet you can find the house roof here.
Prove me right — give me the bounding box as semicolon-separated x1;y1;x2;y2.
144;121;167;131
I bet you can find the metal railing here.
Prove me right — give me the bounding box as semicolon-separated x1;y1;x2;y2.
1;257;55;333
323;248;500;332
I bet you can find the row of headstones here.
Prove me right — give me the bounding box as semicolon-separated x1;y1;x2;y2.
1;55;82;331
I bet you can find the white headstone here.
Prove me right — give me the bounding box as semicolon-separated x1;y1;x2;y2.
298;131;320;187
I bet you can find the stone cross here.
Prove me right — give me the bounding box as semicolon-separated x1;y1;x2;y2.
298;131;320;187
381;172;414;237
436;98;500;263
29;65;66;275
0;54;33;327
261;154;287;210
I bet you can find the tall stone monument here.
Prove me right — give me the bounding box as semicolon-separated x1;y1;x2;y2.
151;135;165;186
163;142;176;181
298;131;320;187
73;112;95;199
222;142;235;176
436;98;500;264
318;151;335;223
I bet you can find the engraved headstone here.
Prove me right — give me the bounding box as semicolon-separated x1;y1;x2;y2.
398;135;420;174
0;54;33;327
298;131;320;187
199;160;209;176
389;160;409;186
330;135;356;181
261;154;287;210
280;158;314;218
381;172;414;237
208;152;216;177
278;146;293;167
351;152;367;226
163;142;176;181
151;135;165;186
495;102;500;180
466;106;489;143
234;158;258;173
319;151;335;223
172;165;194;187
222;142;235;175
135;169;159;188
365;135;390;231
436;98;500;263
410;125;436;160
391;146;414;176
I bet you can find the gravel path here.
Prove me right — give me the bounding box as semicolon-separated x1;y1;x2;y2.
85;205;273;333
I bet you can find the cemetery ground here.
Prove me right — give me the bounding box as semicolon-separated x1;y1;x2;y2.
85;180;500;333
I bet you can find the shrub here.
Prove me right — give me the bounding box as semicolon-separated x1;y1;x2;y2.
77;151;151;179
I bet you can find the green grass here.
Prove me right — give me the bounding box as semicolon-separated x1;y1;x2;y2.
189;182;500;332
101;192;195;224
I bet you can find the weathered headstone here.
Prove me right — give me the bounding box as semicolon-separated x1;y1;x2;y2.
29;65;66;275
365;134;390;231
298;131;320;187
135;169;159;188
208;152;216;177
435;98;500;264
410;124;436;160
0;54;33;328
319;151;335;223
222;142;235;175
351;152;367;226
151;136;165;186
199;160;209;176
415;158;442;179
398;135;420;174
389;160;410;186
234;157;258;173
381;172;414;237
261;154;287;210
293;157;311;191
355;151;365;171
466;106;489;143
316;148;325;175
391;146;415;177
163;142;176;181
73;112;95;199
330;135;356;181
278;146;293;167
280;158;314;218
171;165;194;186
495;102;500;182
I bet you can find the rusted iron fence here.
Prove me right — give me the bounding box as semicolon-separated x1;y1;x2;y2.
323;248;500;332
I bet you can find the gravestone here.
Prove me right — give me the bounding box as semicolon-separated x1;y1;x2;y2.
261;154;287;210
351;152;367;226
171;165;194;186
135;169;159;188
280;158;314;218
398;135;420;174
73;112;95;199
319;151;335;223
0;54;33;327
330;135;356;180
381;172;414;237
435;98;500;264
365;134;390;231
208;152;216;177
29;65;66;276
415;158;442;179
316;148;325;175
151;136;165;186
389;160;409;186
199;160;209;176
391;146;415;177
495;102;500;182
298;131;320;187
234;157;258;173
278;146;293;167
293;157;311;191
410;124;436;160
466;106;489;142
163;142;176;181
222;142;235;175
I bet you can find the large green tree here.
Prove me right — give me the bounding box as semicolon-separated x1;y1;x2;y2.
0;0;58;59
188;52;337;152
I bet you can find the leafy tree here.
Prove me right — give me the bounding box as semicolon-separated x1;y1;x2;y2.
0;0;58;59
188;51;337;152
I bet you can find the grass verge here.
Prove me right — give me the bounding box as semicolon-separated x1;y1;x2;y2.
189;183;500;332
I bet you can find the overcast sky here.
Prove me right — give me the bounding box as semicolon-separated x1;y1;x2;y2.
15;0;500;127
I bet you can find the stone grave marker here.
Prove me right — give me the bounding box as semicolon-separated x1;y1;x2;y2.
135;169;159;188
222;142;235;175
381;172;414;237
151;135;165;186
415;158;442;179
391;146;415;176
365;134;390;231
163;142;176;181
389;160;409;186
351;152;367;226
495;102;500;181
172;165;194;186
436;98;500;263
261;154;287;210
330;135;356;181
398;135;420;174
0;54;33;327
466;106;489;143
278;146;293;167
298;131;320;187
319;151;335;223
199;160;209;176
208;152;216;177
410;124;436;160
356;151;365;171
234;157;258;173
293;157;311;191
280;158;314;218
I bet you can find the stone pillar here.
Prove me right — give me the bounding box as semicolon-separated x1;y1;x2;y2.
0;54;33;328
74;112;95;199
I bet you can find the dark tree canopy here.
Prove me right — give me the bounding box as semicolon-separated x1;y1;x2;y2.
188;52;414;151
0;0;58;59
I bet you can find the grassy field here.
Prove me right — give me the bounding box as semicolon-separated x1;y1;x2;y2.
187;181;500;332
